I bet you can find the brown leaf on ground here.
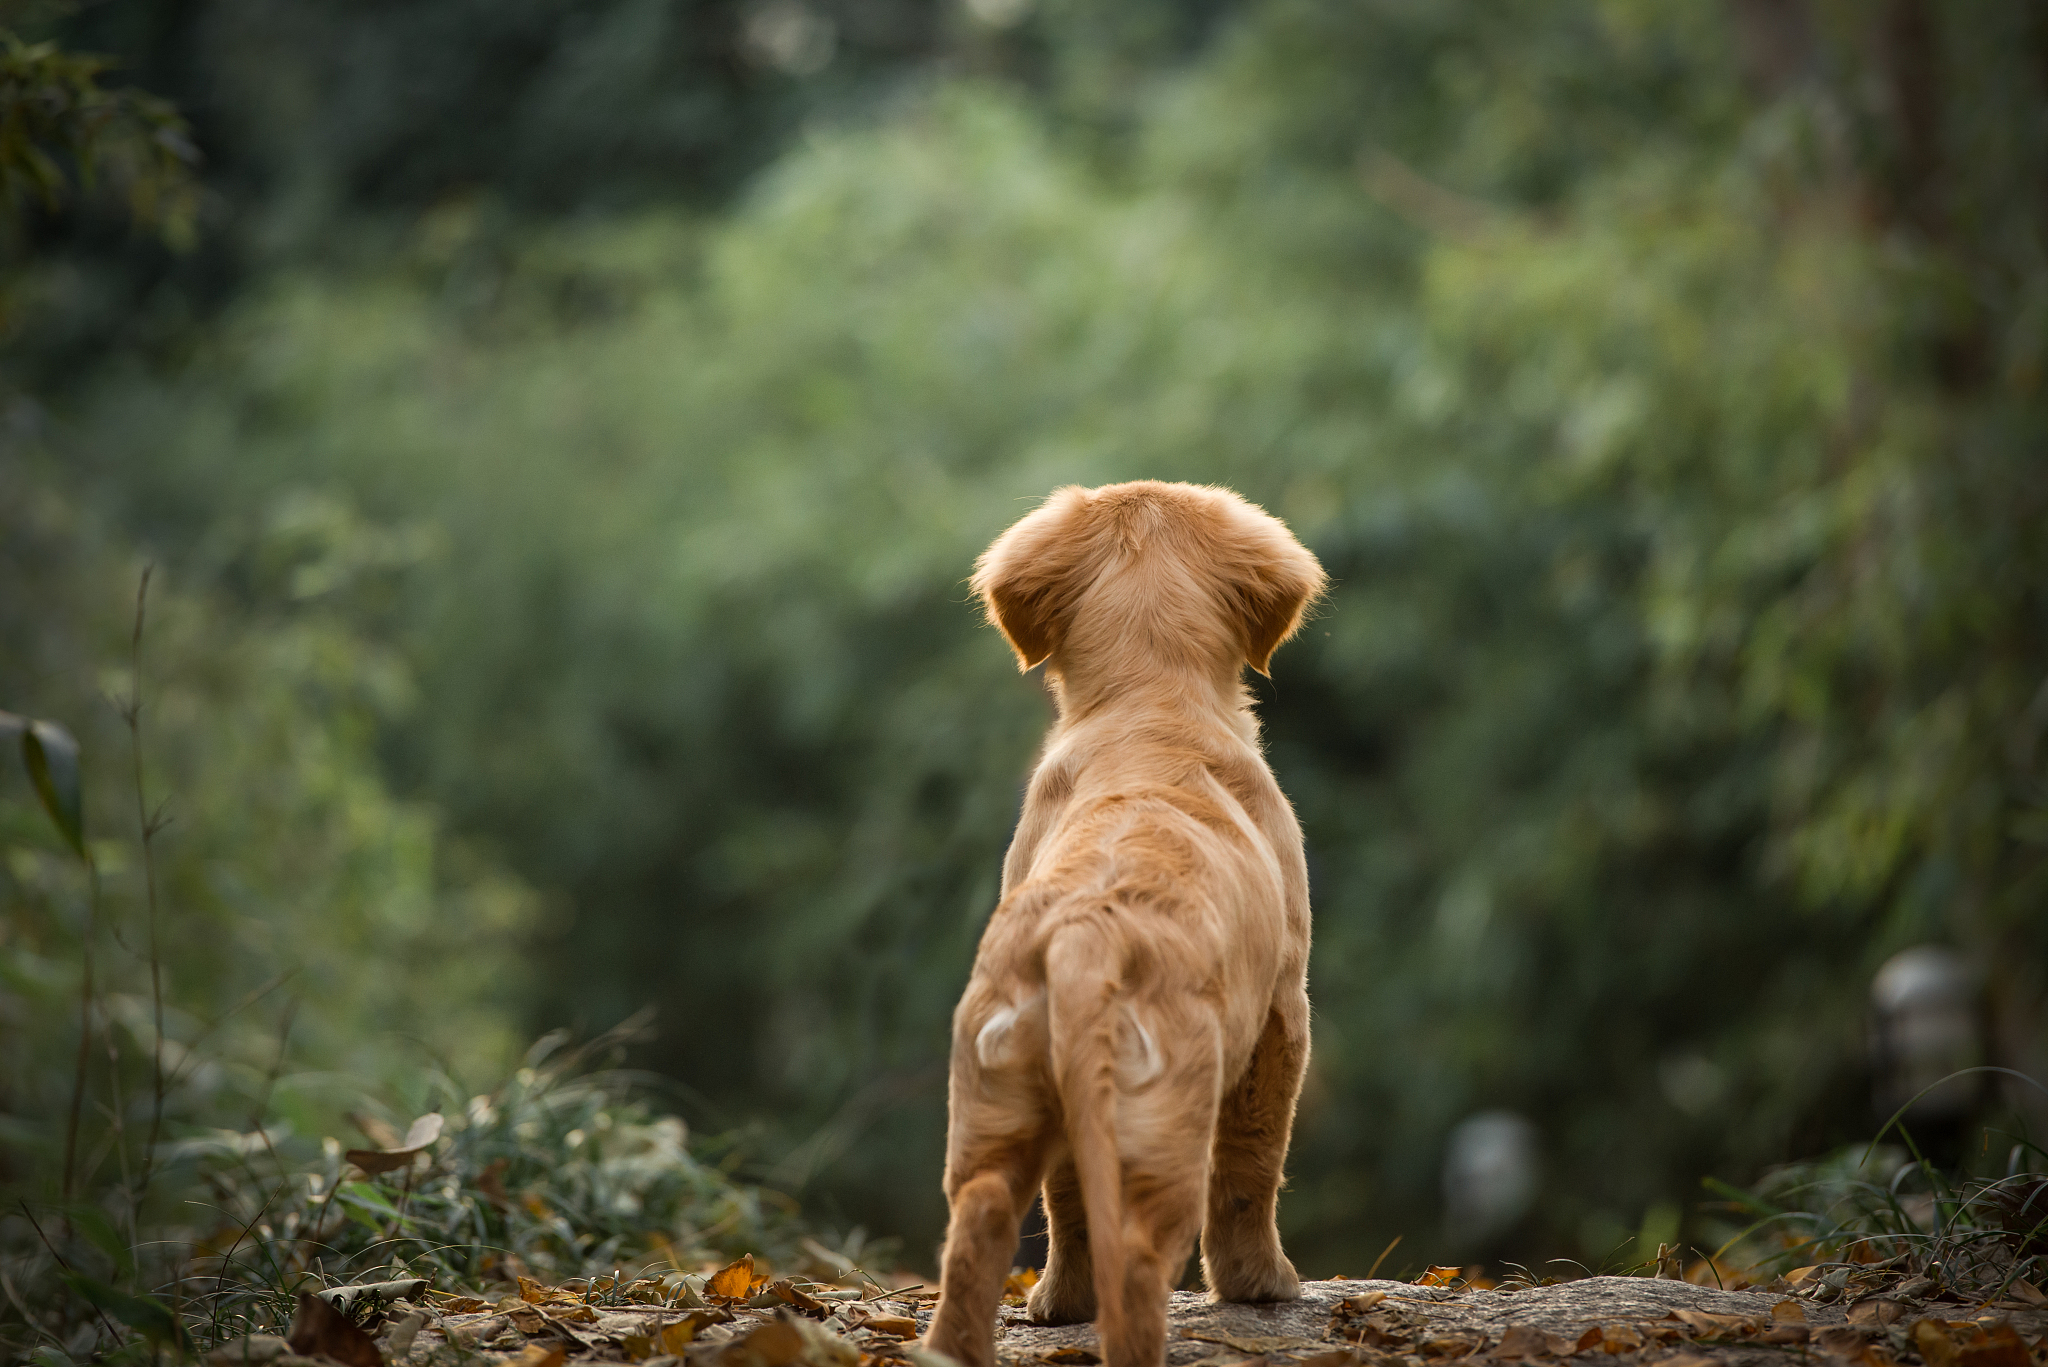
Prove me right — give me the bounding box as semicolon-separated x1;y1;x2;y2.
1493;1324;1549;1358
1815;1326;1872;1355
1415;1267;1463;1288
345;1113;444;1176
1955;1322;2034;1367
768;1279;831;1317
1660;1355;1718;1367
507;1347;566;1367
663;1309;734;1351
1670;1309;1756;1338
708;1314;860;1367
1003;1268;1040;1306
2008;1280;2047;1308
1571;1326;1603;1353
428;1292;489;1315
1598;1324;1646;1353
1043;1349;1100;1365
861;1315;919;1339
711;1255;767;1303
1420;1335;1480;1357
1849;1301;1906;1327
287;1292;383;1367
1762;1323;1811;1344
1915;1320;1962;1367
1771;1301;1808;1323
1295;1351;1357;1367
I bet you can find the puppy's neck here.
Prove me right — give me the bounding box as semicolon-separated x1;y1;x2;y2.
1044;655;1259;740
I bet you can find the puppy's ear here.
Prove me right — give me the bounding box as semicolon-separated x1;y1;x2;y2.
1231;517;1326;678
972;487;1094;671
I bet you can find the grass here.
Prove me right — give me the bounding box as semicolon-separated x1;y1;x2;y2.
1703;1089;2048;1300
3;1016;887;1363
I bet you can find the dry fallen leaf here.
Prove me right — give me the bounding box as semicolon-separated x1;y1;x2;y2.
1848;1300;1905;1326
1915;1320;1961;1367
1413;1266;1463;1288
1661;1355;1717;1367
344;1113;444;1176
1002;1268;1040;1305
507;1347;566;1367
1955;1322;2034;1367
2007;1280;2046;1308
661;1310;731;1353
1295;1351;1358;1367
862;1316;919;1339
768;1279;832;1317
1339;1292;1386;1313
711;1255;766;1303
1815;1325;1874;1358
1420;1335;1479;1357
1671;1309;1755;1338
1571;1326;1603;1353
1493;1324;1548;1359
286;1291;383;1367
1598;1324;1645;1354
1772;1301;1808;1324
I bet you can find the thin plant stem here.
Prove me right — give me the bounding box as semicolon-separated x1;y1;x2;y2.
20;1201;124;1348
127;565;171;1216
61;857;102;1205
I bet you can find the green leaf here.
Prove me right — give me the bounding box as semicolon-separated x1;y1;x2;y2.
58;1271;187;1348
21;718;84;858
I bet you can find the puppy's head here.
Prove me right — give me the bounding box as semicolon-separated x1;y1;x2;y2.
971;481;1325;678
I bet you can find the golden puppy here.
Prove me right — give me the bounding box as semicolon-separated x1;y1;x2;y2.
927;481;1325;1367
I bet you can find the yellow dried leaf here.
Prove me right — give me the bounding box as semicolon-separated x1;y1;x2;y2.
710;1255;760;1302
1413;1266;1462;1288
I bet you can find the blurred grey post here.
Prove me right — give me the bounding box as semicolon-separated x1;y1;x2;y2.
1442;1111;1538;1247
1869;946;1983;1144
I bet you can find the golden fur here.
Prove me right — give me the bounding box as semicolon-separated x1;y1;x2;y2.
926;481;1326;1367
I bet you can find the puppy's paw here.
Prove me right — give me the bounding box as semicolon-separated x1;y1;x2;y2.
1025;1272;1096;1326
1206;1251;1301;1305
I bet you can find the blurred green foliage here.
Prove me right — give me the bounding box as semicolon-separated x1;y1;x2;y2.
4;0;2046;1285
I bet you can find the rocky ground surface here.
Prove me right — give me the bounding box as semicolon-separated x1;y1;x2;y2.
207;1267;2048;1367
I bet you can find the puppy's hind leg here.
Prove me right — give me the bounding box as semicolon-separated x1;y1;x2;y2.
1025;1160;1095;1325
1201;995;1306;1304
930;1148;1042;1367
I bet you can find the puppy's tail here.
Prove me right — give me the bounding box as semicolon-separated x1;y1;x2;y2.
1044;916;1129;1361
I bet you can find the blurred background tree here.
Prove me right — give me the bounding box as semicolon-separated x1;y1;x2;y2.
3;0;2044;1277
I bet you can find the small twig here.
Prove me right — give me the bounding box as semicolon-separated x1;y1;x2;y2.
1366;1233;1402;1281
